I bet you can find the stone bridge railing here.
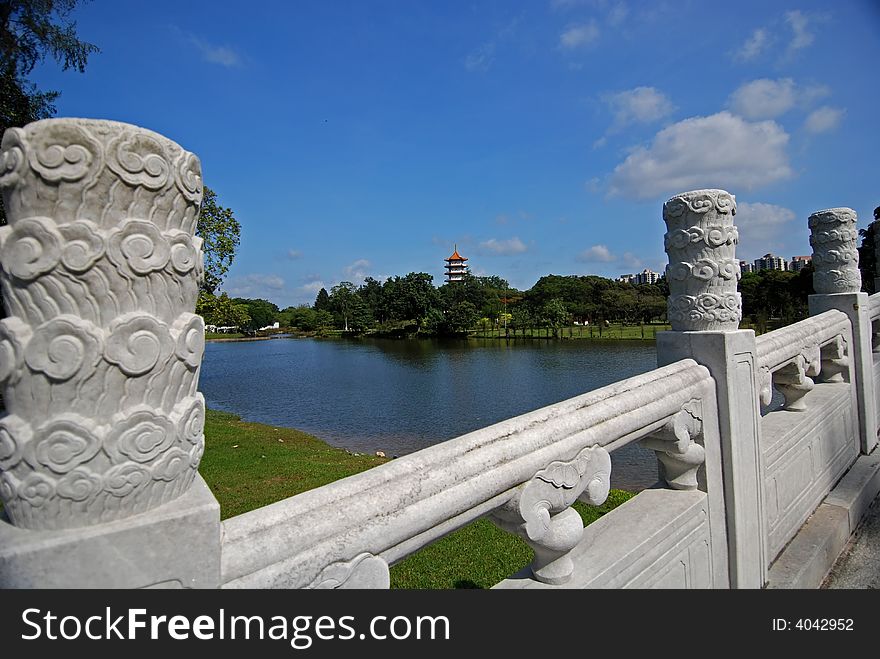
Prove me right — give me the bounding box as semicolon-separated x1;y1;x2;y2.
0;119;878;589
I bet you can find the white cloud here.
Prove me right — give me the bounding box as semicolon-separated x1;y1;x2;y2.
734;202;796;259
728;79;831;120
608;111;793;200
728;78;796;120
621;252;642;269
578;244;615;263
343;259;372;282
804;106;845;134
481;237;528;255
559;21;600;49
225;274;285;298
785;10;815;55
286;249;303;260
298;281;326;295
603;86;674;129
733;27;770;62
187;35;243;68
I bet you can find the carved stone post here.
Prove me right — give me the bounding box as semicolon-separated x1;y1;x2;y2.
0;119;220;587
663;189;740;331
656;189;767;588
807;208;878;454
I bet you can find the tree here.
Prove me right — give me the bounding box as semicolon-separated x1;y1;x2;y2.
196;187;241;294
358;277;386;324
313;287;331;312
445;300;478;334
329;282;357;331
231;297;278;332
384;272;438;327
541;298;569;338
196;291;250;329
857;206;880;295
1;0;99;226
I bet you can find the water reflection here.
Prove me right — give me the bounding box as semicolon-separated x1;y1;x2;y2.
200;336;660;491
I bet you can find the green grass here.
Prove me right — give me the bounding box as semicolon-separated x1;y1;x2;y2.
200;409;386;518
199;408;635;588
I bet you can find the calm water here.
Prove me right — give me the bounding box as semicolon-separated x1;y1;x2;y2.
200;336;661;491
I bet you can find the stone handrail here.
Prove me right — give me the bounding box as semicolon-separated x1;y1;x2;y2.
870;294;880;354
755;309;852;411
220;359;716;588
868;293;880;321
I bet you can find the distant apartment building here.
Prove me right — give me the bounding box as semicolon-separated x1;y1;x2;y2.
754;253;788;272
635;268;661;285
788;255;812;272
740;260;755;274
618;269;661;285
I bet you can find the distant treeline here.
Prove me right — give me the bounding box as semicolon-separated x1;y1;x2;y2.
200;273;669;337
197;263;824;338
300;273;672;337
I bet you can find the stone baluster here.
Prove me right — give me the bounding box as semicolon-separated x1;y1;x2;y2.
818;336;849;384
807;208;878;454
640;402;705;491
656;188;767;588
490;446;611;585
0;118;220;588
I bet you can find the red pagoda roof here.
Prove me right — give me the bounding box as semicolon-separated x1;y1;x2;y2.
445;245;467;262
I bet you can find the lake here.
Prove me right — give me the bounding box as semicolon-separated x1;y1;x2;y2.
200;336;662;491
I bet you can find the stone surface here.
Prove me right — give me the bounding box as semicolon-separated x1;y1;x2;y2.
662;189;740;331
761;383;857;561
657;330;766;588
809;207;860;294
809;293;879;455
0;118;207;530
822;497;880;589
765;502;851;589
495;489;726;589
822;449;880;537
768;451;880;589
0;473;220;588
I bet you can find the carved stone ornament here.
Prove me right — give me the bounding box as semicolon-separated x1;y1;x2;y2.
758;346;821;411
640;401;705;490
817;335;848;384
0;118;206;530
809;207;860;294
306;553;391;589
663;189;741;331
491;445;611;585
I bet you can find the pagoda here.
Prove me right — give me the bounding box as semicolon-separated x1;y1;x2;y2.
444;245;469;283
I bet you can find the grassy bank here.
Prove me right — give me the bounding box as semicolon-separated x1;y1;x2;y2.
472;322;670;340
200;409;634;588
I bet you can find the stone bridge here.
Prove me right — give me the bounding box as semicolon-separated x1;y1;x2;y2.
0;119;877;589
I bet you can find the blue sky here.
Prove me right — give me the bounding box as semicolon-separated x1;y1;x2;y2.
29;0;880;306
